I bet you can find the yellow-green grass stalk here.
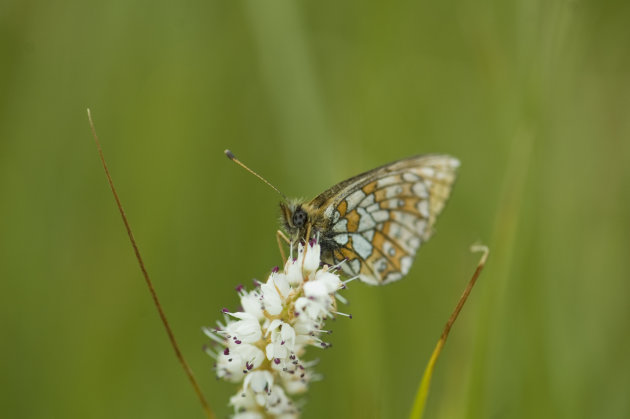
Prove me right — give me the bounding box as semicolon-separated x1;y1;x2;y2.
409;245;489;419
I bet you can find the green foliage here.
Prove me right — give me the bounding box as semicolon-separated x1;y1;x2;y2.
1;1;629;418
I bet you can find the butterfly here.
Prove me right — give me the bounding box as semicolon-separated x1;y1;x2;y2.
277;155;460;285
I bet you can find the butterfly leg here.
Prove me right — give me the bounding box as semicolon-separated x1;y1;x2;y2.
305;224;312;243
276;230;290;263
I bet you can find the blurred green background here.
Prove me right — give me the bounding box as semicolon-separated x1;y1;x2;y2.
1;0;629;418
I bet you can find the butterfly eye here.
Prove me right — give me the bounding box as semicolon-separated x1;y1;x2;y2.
292;208;308;228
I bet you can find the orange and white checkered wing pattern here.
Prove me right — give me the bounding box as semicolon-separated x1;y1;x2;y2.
317;155;459;285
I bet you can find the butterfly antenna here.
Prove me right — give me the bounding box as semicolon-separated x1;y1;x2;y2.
224;149;289;201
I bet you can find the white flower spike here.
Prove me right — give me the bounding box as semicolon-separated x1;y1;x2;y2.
205;239;352;418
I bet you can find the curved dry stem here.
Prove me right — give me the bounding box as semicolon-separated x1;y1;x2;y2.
87;109;214;419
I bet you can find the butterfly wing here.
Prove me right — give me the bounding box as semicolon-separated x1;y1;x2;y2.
310;155;460;285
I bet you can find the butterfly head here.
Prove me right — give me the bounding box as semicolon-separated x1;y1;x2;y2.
279;200;314;243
